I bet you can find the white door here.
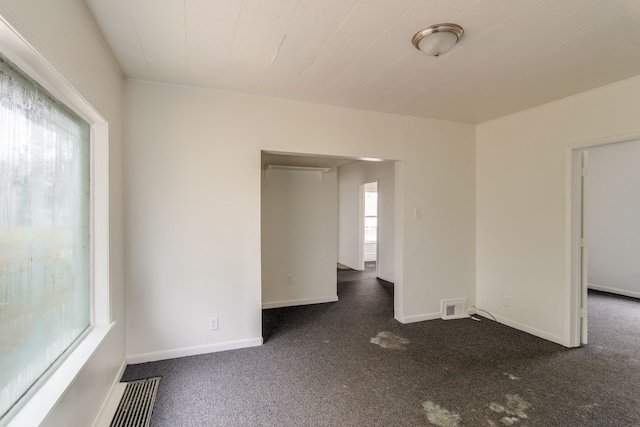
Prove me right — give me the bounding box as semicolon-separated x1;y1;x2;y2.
580;150;589;344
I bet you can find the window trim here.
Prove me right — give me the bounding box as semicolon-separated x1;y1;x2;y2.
0;14;112;427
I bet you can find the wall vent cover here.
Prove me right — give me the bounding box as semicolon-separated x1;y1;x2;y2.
441;298;469;320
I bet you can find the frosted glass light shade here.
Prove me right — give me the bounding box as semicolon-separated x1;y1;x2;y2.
412;24;464;57
418;31;458;56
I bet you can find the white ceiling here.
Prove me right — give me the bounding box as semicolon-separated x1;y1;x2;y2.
85;0;640;123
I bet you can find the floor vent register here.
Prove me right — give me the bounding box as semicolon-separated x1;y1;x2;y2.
110;377;161;427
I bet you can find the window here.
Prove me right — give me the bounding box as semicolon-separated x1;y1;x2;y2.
364;189;377;243
0;54;91;420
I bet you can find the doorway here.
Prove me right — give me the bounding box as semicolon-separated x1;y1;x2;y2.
569;136;640;346
337;160;395;284
261;151;397;317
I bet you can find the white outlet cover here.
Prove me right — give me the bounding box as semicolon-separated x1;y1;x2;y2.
209;317;219;331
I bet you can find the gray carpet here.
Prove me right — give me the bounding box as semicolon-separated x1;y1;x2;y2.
121;268;640;426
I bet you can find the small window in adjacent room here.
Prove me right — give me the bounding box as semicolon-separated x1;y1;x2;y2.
0;54;91;420
364;187;378;243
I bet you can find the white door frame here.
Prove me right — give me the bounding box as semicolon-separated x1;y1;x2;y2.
565;131;640;347
357;182;365;270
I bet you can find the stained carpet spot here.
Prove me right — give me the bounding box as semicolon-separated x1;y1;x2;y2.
422;401;461;427
489;403;506;413
489;394;531;425
500;416;520;425
505;394;530;418
503;372;521;380
370;331;410;350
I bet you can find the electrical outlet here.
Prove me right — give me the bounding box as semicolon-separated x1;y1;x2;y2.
286;274;292;285
209;317;219;331
503;296;511;307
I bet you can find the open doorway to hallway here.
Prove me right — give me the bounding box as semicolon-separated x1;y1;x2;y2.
260;151;396;318
337;161;394;284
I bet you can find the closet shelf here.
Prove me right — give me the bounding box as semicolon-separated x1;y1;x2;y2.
265;165;332;180
266;165;331;172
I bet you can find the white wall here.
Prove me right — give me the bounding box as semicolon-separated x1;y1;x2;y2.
338;161;395;282
476;76;640;346
364;243;377;262
587;140;640;298
261;155;338;308
124;80;475;361
337;162;362;270
0;0;125;425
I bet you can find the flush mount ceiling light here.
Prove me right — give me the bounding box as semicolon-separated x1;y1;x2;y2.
412;23;463;57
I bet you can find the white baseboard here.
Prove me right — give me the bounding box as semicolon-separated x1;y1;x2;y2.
492;314;565;347
262;295;338;309
126;337;263;365
337;261;359;270
441;314;471;320
399;308;566;346
588;283;640;299
92;360;127;427
376;274;394;283
399;311;442;324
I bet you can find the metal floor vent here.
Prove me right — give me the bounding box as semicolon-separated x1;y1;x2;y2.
110;377;161;427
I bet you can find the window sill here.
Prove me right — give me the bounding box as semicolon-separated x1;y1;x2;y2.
6;323;115;427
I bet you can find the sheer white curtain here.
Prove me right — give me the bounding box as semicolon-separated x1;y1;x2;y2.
0;55;90;419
